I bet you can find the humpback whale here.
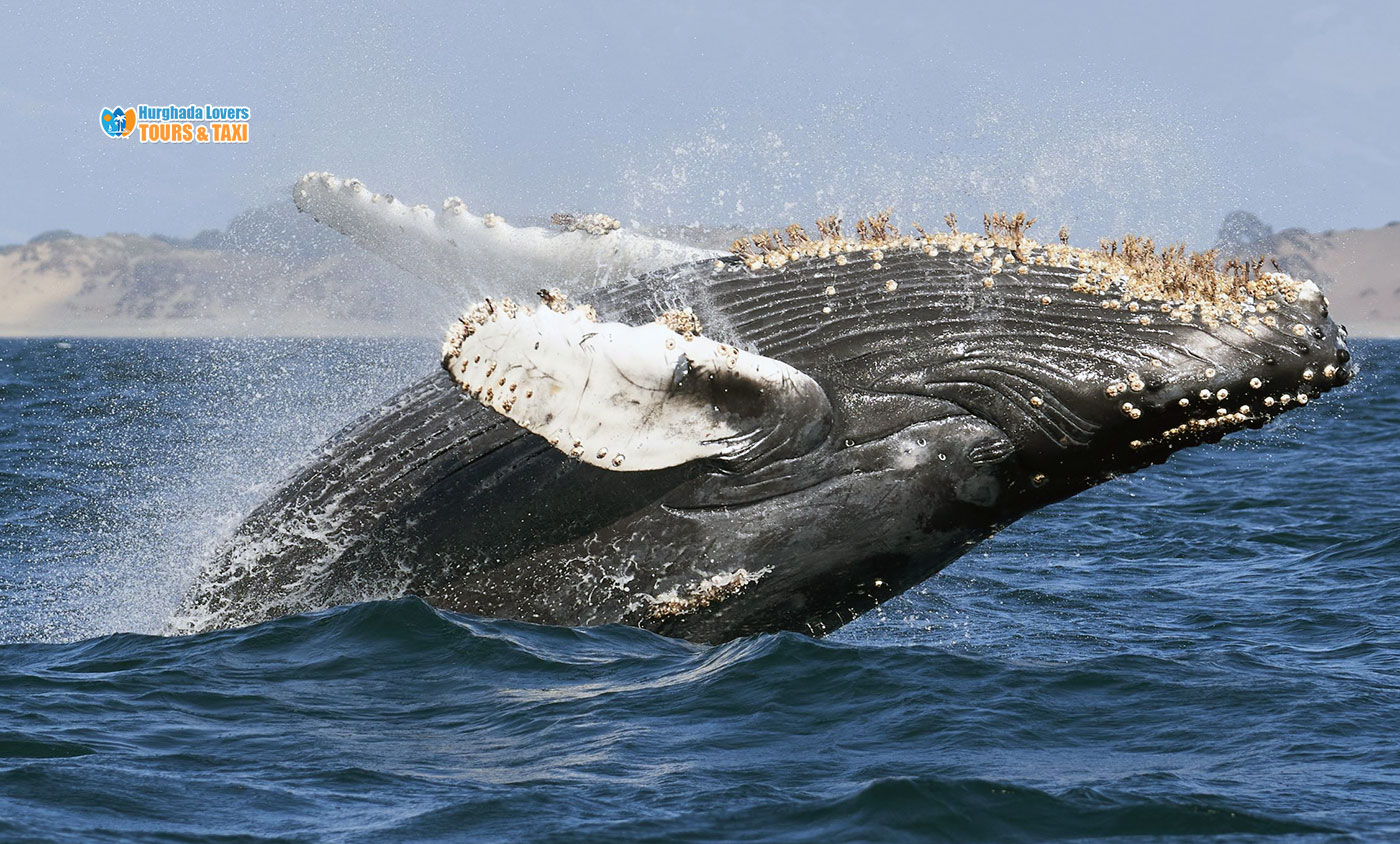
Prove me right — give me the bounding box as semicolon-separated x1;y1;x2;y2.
173;174;1355;643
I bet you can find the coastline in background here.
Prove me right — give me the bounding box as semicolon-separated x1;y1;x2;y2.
5;207;1398;338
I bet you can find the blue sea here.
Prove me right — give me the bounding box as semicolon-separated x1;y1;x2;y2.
1;336;1397;843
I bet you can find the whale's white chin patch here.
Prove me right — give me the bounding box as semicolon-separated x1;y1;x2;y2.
441;292;831;472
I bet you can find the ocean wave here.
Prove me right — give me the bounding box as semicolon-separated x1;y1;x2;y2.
0;599;1374;841
3;338;1398;841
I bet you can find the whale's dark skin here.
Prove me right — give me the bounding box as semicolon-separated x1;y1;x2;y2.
176;246;1354;642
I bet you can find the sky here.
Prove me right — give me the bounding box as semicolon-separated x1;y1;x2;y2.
3;1;1399;249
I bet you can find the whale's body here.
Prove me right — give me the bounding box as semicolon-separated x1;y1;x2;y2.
173;177;1354;642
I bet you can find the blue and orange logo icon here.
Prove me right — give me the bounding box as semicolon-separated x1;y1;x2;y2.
101;107;135;138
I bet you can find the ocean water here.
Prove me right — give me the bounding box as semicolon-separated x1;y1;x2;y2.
0;336;1397;843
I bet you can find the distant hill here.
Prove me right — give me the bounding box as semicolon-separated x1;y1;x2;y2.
0;204;455;337
3;207;1398;337
1218;211;1400;338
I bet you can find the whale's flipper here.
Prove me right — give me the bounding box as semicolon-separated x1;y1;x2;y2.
440;295;833;472
293;172;717;293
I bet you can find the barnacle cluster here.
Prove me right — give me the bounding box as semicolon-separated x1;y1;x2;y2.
725;209;1308;326
439;290;599;416
645;567;771;620
656;307;704;339
550;212;622;236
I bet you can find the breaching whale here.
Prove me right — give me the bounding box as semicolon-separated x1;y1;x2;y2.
173;174;1355;643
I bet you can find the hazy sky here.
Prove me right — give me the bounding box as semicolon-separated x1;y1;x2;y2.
4;1;1399;248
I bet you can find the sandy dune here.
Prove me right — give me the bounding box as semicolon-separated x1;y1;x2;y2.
0;233;451;338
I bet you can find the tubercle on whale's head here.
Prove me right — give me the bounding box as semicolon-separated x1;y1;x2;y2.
1009;276;1354;503
918;240;1355;504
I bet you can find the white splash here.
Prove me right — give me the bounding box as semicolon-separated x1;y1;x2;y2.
293;172;718;298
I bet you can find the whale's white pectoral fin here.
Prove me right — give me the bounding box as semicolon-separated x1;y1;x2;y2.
293;172;718;292
440;295;832;472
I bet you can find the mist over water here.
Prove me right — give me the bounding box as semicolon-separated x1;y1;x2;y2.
617;92;1229;248
0;338;434;642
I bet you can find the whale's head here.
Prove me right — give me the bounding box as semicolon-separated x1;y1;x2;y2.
635;223;1358;639
1034;277;1352;497
704;224;1356;512
874;258;1358;513
926;259;1353;513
